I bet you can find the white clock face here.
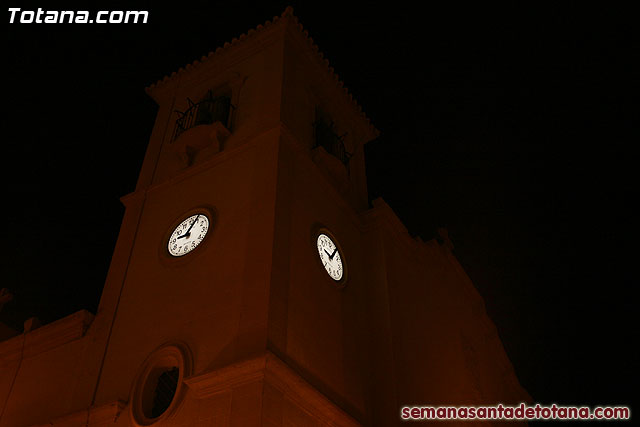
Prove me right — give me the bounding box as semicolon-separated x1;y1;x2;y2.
168;214;210;257
316;233;344;281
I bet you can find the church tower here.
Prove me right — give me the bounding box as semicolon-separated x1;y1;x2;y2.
0;8;529;427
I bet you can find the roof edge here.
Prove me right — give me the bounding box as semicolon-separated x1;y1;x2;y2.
145;7;379;138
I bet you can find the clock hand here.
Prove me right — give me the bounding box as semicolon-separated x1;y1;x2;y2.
324;249;332;258
177;215;200;239
330;247;338;260
185;215;200;234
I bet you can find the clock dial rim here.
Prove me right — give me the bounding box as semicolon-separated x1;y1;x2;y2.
160;206;217;266
311;226;348;286
316;233;344;281
167;213;210;257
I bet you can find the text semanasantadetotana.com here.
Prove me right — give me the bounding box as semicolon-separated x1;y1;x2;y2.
401;403;630;421
8;8;148;24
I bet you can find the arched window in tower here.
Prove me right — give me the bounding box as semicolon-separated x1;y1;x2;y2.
313;107;351;168
173;89;234;141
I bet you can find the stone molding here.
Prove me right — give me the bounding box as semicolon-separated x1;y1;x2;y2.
184;351;360;426
31;401;125;427
0;310;93;362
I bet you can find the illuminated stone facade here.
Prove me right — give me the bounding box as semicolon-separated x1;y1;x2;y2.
0;8;529;426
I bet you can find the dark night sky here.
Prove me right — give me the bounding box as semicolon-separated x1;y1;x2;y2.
3;1;636;415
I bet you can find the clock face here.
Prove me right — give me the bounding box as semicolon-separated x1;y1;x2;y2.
316;233;344;282
167;214;210;257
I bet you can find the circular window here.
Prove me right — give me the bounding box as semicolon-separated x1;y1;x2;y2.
130;344;191;426
142;366;179;419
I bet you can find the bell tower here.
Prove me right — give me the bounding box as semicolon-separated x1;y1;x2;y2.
0;7;529;427
87;6;379;426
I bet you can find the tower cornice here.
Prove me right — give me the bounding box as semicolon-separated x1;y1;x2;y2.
145;7;379;141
